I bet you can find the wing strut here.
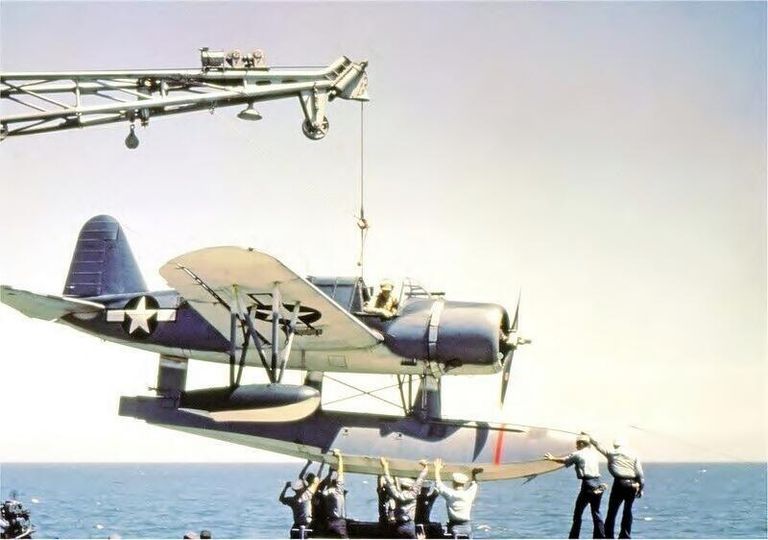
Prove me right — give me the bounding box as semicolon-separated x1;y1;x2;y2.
177;265;303;386
230;283;301;385
277;301;302;383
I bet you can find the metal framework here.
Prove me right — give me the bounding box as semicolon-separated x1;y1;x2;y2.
0;48;369;147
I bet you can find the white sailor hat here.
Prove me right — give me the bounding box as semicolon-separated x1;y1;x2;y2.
451;472;470;485
291;479;306;491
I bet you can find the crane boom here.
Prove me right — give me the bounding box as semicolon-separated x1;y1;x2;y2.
0;48;369;146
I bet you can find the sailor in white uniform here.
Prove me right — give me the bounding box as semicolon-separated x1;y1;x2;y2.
546;434;607;538
433;458;482;538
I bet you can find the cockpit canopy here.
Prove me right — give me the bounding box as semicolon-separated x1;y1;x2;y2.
306;276;369;313
306;276;442;314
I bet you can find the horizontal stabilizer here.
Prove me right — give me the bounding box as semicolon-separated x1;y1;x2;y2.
1;285;104;322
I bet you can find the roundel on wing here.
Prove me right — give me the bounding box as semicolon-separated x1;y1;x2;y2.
251;302;322;326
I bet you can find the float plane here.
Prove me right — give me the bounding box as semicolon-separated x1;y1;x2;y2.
1;216;573;480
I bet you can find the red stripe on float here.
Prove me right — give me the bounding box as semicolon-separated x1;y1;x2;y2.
493;424;506;465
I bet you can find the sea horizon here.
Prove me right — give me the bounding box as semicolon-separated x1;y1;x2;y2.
1;462;765;538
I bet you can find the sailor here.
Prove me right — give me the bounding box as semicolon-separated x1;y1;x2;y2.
380;457;429;539
279;471;321;539
318;449;349;538
309;463;328;535
364;279;400;318
545;434;607;539
415;481;439;526
585;434;645;539
433;459;481;539
377;475;396;529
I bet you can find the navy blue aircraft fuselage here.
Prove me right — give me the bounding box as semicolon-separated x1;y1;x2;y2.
1;215;574;480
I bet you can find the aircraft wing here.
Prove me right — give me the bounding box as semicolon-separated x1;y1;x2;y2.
0;285;104;321
159;247;383;351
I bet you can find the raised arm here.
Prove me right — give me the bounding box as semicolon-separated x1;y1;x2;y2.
380;456;393;484
307;475;321;496
433;458;444;488
584;433;609;457
299;460;312;479
379;457;400;499
332;448;344;483
279;481;291;504
543;452;569;464
414;459;429;491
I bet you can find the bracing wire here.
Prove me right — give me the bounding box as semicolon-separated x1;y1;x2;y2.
323;374;403;411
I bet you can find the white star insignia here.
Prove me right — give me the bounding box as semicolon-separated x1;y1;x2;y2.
106;296;177;334
125;296;156;334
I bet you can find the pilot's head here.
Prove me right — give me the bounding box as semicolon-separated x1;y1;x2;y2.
379;279;394;296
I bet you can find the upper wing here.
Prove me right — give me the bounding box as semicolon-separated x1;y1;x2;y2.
1;285;104;321
159;247;382;351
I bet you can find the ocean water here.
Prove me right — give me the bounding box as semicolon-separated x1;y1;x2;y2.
0;463;765;539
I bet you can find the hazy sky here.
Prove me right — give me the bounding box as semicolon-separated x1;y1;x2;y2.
0;1;765;463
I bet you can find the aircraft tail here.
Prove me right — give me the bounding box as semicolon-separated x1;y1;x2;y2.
63;215;147;297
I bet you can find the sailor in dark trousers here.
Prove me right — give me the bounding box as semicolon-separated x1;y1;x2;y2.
377;475;397;531
279;472;320;539
319;449;349;538
546;434;607;539
586;435;645;539
415;481;439;536
380;457;429;539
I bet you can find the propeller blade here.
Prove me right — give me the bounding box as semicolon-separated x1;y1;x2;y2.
511;291;521;332
500;348;515;406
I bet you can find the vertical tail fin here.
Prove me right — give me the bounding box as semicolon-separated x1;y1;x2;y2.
63;215;147;297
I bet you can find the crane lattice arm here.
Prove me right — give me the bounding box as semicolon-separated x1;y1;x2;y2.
0;48;369;147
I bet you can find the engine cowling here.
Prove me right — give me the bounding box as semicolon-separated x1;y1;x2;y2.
384;299;509;367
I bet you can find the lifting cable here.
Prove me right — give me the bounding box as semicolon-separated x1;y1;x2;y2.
356;102;370;279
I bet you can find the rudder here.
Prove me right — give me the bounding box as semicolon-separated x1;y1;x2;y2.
63;215;147;297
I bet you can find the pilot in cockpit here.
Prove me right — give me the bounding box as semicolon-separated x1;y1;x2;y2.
364;279;400;319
